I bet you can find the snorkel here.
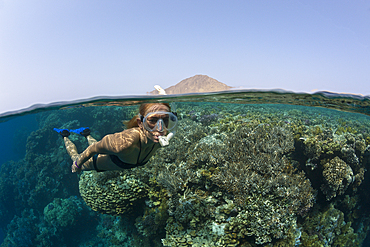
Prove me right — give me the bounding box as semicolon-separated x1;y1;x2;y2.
154;85;177;147
158;104;177;146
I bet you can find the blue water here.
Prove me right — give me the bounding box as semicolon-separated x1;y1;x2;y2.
0;115;37;244
0;115;38;167
0;91;370;246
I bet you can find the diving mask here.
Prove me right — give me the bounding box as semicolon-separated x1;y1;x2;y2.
140;111;178;133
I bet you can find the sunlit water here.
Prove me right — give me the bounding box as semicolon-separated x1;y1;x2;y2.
0;90;370;246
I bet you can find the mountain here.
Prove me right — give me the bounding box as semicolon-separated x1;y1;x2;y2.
148;75;232;95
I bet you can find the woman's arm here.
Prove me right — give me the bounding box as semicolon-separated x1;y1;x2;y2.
76;129;140;167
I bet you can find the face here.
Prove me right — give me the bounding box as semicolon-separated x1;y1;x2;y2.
137;104;170;143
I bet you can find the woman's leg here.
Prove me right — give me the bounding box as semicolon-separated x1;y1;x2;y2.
68;134;98;172
63;137;79;162
84;135;110;172
86;135;98;146
64;136;90;173
75;135;99;171
60;128;99;172
71;134;99;172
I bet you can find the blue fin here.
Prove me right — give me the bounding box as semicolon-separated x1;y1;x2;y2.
53;128;70;137
70;127;91;137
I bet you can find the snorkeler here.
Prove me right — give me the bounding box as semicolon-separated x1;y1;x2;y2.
54;103;177;173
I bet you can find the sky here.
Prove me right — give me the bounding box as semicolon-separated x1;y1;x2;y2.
0;0;369;114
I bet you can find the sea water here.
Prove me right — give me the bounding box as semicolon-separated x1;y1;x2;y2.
0;90;370;246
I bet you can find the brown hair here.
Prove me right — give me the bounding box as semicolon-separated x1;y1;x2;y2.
125;103;171;129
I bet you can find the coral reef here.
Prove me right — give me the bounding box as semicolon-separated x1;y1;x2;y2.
321;157;354;201
43;196;86;227
148;116;316;245
1;102;370;246
226;194;298;245
210;124;315;244
300;204;360;246
79;171;148;215
1;209;38;247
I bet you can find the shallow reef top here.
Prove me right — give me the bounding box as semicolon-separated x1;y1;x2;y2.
1;89;370;121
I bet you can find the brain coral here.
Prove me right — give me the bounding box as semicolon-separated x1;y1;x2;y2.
321;156;354;201
79;171;148;215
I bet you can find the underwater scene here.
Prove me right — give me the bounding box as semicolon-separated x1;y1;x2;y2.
1;90;370;247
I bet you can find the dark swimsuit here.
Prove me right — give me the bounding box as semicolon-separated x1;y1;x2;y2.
93;140;156;172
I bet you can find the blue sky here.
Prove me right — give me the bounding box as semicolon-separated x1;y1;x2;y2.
1;0;369;114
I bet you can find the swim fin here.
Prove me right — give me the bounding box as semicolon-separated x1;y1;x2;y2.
53;128;70;137
70;127;91;137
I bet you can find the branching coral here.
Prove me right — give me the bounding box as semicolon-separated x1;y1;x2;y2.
213;124;314;210
226;194;298;245
210;124;316;244
156;162;198;197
